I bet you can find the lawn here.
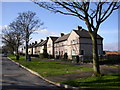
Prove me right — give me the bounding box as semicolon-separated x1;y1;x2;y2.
8;55;92;77
61;73;120;89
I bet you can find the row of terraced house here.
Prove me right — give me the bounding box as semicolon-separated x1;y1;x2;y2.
21;26;103;59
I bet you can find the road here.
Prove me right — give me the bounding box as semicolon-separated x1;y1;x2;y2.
2;57;66;90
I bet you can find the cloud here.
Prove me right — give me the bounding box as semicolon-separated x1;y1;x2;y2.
29;28;60;43
35;28;60;36
0;25;9;31
104;42;118;51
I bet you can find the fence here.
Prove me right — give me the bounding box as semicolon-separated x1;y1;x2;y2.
82;55;120;64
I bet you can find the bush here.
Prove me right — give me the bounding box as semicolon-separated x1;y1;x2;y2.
19;53;25;56
39;53;44;59
56;55;60;59
48;55;54;59
43;48;49;58
64;53;68;59
39;48;49;59
30;54;39;57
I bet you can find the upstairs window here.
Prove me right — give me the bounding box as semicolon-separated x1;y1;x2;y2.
48;44;51;47
71;39;78;44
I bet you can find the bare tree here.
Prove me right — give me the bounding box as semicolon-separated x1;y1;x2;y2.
2;27;22;55
33;0;120;76
15;11;43;61
9;21;25;56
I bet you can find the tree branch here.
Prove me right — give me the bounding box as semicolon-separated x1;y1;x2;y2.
101;2;117;22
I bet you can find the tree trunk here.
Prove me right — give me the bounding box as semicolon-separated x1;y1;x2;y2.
25;27;29;61
25;40;28;61
16;49;19;60
16;47;19;56
90;32;101;76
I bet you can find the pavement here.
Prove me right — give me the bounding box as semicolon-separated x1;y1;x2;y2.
2;57;67;90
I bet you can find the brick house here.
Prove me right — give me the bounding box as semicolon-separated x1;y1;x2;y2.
35;38;48;55
28;41;37;55
54;26;103;59
28;44;33;55
54;33;70;59
47;36;59;57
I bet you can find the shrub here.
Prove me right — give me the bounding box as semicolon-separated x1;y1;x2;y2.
48;55;54;59
43;48;49;58
39;53;44;59
30;54;39;57
64;53;68;59
39;48;49;59
56;55;60;59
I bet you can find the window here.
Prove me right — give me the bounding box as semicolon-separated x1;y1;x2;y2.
61;51;63;55
73;40;75;44
98;49;101;55
80;50;84;55
65;49;67;53
56;51;58;55
49;51;51;54
72;49;76;55
49;44;51;47
71;40;78;44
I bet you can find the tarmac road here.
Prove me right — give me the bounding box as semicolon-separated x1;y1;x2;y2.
2;57;65;90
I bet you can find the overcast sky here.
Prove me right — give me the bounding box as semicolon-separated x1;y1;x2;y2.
1;1;119;51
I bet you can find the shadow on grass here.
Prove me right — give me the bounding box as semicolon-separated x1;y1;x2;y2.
62;73;120;89
99;59;120;65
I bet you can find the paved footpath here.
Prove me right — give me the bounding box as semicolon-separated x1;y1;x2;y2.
2;57;66;90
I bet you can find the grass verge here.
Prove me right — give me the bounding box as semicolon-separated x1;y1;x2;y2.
61;73;120;89
8;55;92;77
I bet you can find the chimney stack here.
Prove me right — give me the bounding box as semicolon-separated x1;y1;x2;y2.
61;33;64;37
77;26;82;31
35;41;37;44
46;37;49;40
40;39;43;42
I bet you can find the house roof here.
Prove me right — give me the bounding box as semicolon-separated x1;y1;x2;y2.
35;40;47;47
55;33;70;43
35;42;42;47
28;43;37;48
49;36;59;42
105;51;120;55
55;28;102;43
40;40;47;46
73;29;103;39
